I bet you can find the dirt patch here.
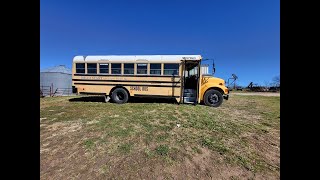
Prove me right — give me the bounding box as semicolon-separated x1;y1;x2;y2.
104;147;260;179
86;120;99;125
180;148;254;179
56;112;65;116
43;122;82;140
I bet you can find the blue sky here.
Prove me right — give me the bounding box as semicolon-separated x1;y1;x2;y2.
40;0;279;86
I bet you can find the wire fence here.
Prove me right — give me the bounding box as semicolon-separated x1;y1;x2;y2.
40;84;75;97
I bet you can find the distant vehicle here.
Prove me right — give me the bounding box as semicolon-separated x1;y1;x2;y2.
72;55;229;107
227;84;243;91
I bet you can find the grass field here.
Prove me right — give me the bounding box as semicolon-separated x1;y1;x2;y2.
40;94;280;179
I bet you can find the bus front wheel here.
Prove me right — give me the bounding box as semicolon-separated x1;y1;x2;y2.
204;89;223;107
111;88;129;104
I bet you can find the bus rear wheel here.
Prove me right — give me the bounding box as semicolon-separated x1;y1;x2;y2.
204;89;223;107
111;88;129;104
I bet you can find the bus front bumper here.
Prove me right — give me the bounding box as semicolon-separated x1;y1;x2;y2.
223;94;229;100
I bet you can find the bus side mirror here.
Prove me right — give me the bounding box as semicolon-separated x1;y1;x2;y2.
212;60;216;75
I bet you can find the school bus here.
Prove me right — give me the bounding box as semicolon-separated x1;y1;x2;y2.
72;55;229;107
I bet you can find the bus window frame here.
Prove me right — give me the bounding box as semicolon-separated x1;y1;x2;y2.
150;63;162;75
163;63;180;75
111;63;122;75
99;63;109;74
124;63;134;75
75;63;85;74
137;63;148;75
87;63;97;74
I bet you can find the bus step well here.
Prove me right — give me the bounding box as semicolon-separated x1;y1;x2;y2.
183;89;196;103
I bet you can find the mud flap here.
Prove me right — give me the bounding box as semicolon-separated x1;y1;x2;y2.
104;95;110;103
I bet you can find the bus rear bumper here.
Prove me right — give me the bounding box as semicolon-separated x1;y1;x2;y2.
72;86;77;93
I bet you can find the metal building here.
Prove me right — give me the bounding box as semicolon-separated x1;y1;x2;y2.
40;65;72;96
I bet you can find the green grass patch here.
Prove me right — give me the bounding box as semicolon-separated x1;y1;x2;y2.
200;137;229;154
118;143;133;154
84;139;96;149
155;145;169;156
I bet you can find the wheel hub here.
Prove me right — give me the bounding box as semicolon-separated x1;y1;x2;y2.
209;94;218;104
116;92;125;100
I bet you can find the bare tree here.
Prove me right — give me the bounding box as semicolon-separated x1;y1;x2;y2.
272;75;280;87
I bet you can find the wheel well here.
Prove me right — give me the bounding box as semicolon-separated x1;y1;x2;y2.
109;86;130;96
204;87;224;97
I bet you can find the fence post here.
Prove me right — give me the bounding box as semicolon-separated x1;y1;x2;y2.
50;83;53;97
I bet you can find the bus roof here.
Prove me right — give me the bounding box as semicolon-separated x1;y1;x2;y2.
73;55;202;62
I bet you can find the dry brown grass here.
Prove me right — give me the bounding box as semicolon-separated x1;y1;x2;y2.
40;94;280;179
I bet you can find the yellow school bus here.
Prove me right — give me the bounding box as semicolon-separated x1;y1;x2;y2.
72;55;229;107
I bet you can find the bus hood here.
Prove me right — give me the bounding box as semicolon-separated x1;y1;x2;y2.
202;76;226;86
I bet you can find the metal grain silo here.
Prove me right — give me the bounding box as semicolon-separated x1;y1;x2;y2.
40;65;72;96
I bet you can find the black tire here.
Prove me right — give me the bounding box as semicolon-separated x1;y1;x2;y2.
111;88;129;104
204;89;223;107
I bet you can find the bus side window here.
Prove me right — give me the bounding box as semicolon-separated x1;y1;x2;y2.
137;63;147;74
150;63;161;75
76;63;85;74
124;63;134;74
87;63;97;74
164;64;179;75
99;63;109;74
111;63;121;74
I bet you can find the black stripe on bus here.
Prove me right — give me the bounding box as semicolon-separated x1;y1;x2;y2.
74;74;180;78
72;79;181;83
79;92;106;95
134;94;180;98
74;83;181;87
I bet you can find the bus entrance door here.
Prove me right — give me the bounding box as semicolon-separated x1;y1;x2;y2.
182;61;200;104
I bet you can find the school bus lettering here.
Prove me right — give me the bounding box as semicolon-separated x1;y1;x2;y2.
130;86;148;91
81;76;102;80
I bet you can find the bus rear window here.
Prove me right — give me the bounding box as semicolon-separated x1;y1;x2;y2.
164;64;179;75
76;63;85;74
